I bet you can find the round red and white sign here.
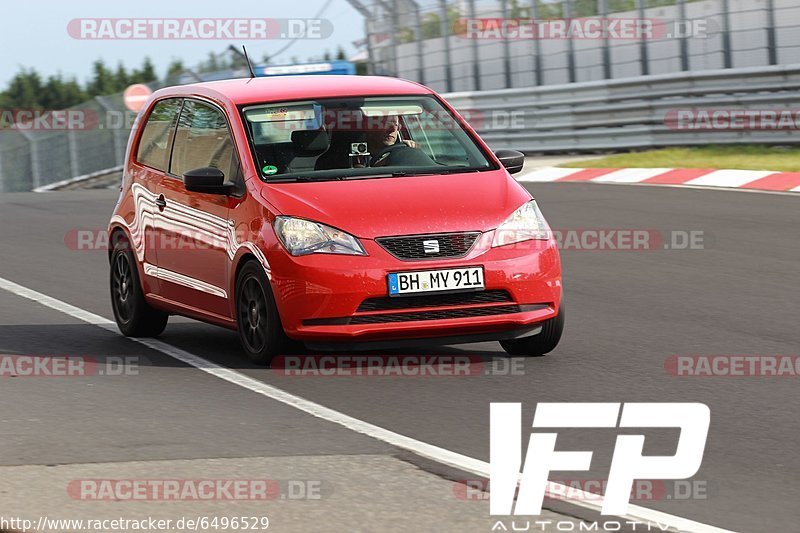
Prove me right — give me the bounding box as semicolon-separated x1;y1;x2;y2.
123;84;153;112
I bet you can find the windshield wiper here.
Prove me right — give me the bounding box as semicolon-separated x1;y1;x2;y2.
384;169;482;177
267;175;344;183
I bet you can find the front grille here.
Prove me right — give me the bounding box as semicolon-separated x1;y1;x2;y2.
350;304;522;324
357;290;513;312
302;304;549;326
376;232;480;260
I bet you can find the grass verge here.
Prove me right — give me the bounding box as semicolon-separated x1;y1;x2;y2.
558;146;800;172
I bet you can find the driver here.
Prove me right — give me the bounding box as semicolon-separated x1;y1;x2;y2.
366;115;434;167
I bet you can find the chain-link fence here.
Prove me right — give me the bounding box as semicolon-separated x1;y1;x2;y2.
0;66;252;193
0;89;145;193
361;0;794;93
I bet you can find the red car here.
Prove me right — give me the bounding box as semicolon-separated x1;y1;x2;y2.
108;75;563;363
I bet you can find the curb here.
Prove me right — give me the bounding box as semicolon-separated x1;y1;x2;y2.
517;167;800;193
33;165;123;193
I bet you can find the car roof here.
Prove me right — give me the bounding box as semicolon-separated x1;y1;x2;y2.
150;75;434;107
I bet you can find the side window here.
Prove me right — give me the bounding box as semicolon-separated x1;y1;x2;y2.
136;99;181;171
170;100;235;180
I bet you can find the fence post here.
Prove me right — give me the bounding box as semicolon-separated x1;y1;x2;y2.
411;1;426;83
720;0;732;68
95;96;126;166
500;0;513;88
599;0;611;79
378;1;399;76
346;1;376;75
439;0;453;92
67;130;80;178
530;0;542;85
677;0;689;71
365;20;375;75
766;0;777;65
468;0;481;90
636;0;649;76
563;0;577;83
18;129;40;190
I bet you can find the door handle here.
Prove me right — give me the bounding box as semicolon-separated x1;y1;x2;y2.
155;195;167;210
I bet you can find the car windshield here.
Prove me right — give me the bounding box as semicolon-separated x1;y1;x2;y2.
242;95;494;181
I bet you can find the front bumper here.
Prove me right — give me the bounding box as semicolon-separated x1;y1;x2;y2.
267;231;562;343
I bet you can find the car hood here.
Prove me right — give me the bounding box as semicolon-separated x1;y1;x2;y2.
260;170;531;239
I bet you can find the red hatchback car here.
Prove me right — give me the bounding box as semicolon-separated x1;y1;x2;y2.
108;75;563;363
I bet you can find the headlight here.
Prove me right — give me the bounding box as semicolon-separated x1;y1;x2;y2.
274;217;366;256
492;200;550;248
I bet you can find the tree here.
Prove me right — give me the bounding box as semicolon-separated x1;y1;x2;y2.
228;52;248;69
166;59;185;78
397;27;415;43
201;52;220;73
3;70;44;109
113;63;129;92
509;0;530;19
133;57;157;83
573;0;599;17
536;0;563;18
41;74;87;110
336;46;347;61
609;0;637;10
421;12;442;39
87;59;114;97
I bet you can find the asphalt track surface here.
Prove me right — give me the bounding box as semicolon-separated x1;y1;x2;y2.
0;182;797;532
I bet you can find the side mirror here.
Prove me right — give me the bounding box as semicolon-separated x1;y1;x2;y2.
183;167;235;195
494;149;525;174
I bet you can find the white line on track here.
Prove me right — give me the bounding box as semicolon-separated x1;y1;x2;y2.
592;168;674;183
0;275;737;533
522;178;800;197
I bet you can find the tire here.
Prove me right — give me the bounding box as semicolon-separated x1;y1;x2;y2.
235;260;293;365
500;305;565;357
110;237;168;337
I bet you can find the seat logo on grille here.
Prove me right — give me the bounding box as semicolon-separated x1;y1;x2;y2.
423;240;440;254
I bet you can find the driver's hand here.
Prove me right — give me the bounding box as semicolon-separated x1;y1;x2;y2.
402;140;419;149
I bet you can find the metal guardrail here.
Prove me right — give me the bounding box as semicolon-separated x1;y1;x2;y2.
443;63;800;152
5;63;800;193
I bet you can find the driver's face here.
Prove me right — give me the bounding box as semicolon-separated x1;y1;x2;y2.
380;116;400;146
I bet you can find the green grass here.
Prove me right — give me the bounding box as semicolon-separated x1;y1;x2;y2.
559;146;800;172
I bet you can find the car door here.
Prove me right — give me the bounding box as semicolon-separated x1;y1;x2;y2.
154;98;243;320
130;98;182;294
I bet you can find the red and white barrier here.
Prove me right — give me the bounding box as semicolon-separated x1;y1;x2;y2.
517;167;800;193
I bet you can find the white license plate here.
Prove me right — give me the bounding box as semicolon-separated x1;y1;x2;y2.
388;267;484;296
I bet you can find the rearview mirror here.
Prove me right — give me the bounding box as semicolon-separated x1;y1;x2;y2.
494;149;525;174
183;167;235;195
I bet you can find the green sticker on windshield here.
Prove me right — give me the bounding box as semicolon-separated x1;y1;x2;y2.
262;165;278;176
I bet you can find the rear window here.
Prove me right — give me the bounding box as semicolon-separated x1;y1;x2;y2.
136;99;181;171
